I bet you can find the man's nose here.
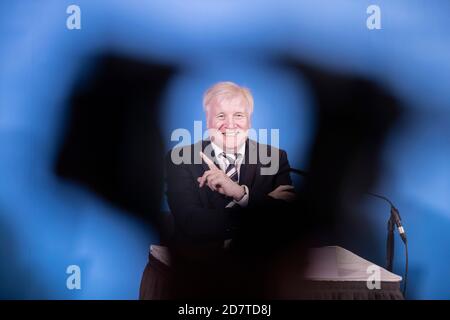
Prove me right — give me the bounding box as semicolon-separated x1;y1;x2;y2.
225;116;236;128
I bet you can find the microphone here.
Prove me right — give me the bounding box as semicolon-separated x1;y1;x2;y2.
367;192;407;244
391;206;407;244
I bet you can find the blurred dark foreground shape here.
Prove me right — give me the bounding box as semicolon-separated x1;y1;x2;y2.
139;60;402;299
54;54;400;299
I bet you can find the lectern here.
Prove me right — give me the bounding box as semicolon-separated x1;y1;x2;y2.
140;245;403;300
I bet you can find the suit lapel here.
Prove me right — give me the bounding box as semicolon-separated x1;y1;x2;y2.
199;140;229;208
201;139;217;172
239;139;258;188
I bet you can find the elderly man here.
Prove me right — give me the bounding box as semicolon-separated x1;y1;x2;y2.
166;81;295;246
139;82;298;299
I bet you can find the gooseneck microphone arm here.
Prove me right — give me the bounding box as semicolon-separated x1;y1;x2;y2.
366;192;407;244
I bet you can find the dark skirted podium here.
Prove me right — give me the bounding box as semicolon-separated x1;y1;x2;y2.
139;245;403;300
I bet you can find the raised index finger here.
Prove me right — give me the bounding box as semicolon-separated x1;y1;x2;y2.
200;151;219;170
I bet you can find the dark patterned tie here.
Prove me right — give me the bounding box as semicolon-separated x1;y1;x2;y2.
222;153;239;182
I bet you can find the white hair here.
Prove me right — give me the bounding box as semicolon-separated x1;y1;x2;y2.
203;81;254;115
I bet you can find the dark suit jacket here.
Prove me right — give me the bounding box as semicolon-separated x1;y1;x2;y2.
165;138;292;246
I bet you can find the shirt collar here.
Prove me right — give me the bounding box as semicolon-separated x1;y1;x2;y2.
210;140;246;160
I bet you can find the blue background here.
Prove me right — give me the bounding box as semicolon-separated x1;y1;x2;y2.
0;0;449;299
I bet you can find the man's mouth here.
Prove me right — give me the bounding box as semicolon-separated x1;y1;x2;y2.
222;130;239;137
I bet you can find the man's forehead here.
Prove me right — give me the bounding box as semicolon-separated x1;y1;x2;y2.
211;98;249;113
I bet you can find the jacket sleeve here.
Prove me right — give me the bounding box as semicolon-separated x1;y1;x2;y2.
247;148;293;208
165;151;242;243
275;149;293;187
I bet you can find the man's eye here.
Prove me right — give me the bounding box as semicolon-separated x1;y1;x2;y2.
217;115;224;119
235;114;244;118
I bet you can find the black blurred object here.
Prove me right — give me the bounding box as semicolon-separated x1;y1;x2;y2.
54;53;403;299
283;60;402;252
55;55;176;231
139;60;402;299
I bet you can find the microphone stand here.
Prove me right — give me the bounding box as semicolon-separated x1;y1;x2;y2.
386;217;395;272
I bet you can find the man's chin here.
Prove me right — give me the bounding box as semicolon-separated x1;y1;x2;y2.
210;134;247;151
224;138;246;151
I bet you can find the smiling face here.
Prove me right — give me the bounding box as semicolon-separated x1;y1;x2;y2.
206;95;251;153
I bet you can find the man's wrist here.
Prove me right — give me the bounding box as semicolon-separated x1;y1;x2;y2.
232;185;246;201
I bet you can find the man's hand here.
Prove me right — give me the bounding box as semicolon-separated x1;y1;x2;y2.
268;185;296;202
197;152;245;201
